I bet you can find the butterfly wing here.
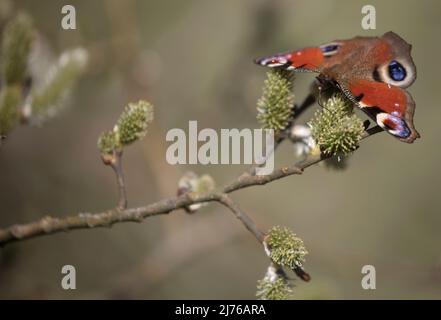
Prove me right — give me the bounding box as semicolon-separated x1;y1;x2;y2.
347;79;419;143
254;32;420;143
254;47;324;72
337;32;419;143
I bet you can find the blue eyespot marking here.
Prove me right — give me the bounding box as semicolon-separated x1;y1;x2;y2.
388;60;407;81
321;44;339;53
381;113;410;138
320;43;341;57
390;117;410;138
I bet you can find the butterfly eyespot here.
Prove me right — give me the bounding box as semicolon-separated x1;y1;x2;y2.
378;58;415;88
319;43;341;57
388;60;407;81
377;112;411;138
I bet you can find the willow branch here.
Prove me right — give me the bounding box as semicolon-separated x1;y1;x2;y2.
216;194;265;242
101;150;128;210
109;150;128;210
0;126;383;246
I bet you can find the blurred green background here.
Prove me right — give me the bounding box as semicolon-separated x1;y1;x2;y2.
0;0;440;299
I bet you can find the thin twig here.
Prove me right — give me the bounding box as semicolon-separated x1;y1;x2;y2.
110;150;128;210
101;150;128;210
293;93;316;119
216;194;265;242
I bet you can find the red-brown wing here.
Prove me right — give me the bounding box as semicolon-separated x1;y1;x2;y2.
254;47;324;72
348;79;420;143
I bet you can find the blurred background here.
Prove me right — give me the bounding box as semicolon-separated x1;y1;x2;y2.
0;0;440;299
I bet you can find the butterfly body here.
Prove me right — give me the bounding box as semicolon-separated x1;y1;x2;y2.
255;32;419;143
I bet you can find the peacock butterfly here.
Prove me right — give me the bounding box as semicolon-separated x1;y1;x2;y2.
254;32;420;143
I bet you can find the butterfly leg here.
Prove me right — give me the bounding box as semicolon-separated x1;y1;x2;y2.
294;92;316;118
293;78;339;118
278;88;317;142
